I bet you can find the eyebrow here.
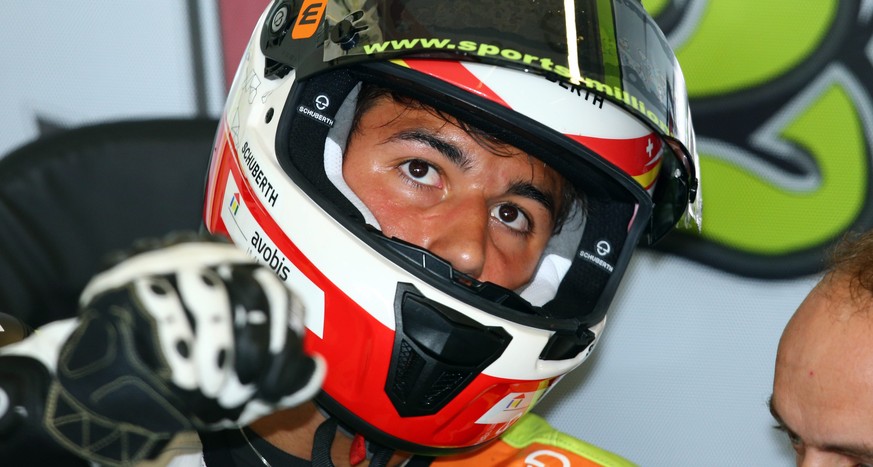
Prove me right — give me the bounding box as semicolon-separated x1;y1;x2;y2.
769;395;873;459
508;180;556;217
391;129;472;171
389;129;558;222
768;395;796;438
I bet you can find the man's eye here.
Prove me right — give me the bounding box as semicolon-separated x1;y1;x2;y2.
399;159;440;187
491;204;531;233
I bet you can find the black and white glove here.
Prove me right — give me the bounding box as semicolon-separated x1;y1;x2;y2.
0;235;325;466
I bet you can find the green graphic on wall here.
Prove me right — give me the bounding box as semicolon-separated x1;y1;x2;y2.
642;0;873;278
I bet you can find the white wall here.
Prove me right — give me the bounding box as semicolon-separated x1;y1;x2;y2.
536;251;808;465
0;1;225;158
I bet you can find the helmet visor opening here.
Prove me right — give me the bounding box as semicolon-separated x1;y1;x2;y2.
275;64;653;331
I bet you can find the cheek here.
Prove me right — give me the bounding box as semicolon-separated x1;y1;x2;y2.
344;164;436;235
517;250;543;283
343;154;398;215
371;201;438;249
364;194;409;231
481;240;546;289
350;181;422;240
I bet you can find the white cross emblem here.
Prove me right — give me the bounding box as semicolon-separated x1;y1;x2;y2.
644;137;663;167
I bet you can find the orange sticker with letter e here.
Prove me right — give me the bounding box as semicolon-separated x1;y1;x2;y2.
291;0;326;39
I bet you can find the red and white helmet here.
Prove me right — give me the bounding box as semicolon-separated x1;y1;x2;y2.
203;0;699;455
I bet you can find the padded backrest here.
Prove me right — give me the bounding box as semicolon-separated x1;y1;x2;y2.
0;118;218;327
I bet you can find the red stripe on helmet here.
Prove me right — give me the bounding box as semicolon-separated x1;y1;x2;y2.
568;133;663;189
401;59;511;108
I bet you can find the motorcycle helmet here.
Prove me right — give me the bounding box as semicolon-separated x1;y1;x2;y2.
203;0;700;455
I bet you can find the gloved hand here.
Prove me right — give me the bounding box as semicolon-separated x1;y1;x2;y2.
0;234;325;466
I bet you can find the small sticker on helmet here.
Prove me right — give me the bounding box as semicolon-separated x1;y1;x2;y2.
292;0;326;39
297;104;335;127
578;250;614;273
595;240;612;257
475;388;547;424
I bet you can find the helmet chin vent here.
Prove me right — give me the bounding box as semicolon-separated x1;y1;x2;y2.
387;283;512;417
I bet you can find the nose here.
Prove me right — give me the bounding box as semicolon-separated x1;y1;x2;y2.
421;200;489;279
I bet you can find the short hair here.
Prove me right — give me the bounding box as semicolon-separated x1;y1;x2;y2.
824;229;873;301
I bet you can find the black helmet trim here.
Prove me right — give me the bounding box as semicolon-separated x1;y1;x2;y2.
350;62;651;330
313;395;487;456
273;64;650;337
386;282;513;417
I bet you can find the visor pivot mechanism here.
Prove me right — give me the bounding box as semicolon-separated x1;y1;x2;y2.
270;4;290;33
330;11;367;51
262;1;294;79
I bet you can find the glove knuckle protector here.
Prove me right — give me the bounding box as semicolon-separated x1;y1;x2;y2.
43;234;324;465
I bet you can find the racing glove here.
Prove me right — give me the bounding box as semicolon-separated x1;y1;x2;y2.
0;234;325;466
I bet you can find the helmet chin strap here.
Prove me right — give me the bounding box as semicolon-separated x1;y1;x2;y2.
311;412;396;467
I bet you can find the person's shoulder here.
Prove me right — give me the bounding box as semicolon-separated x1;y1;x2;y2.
431;413;637;467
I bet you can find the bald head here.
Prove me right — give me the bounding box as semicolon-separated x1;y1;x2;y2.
771;231;873;465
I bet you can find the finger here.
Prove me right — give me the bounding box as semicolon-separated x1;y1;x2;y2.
252;268;290;355
177;267;234;398
224;266;272;385
215;371;257;413
133;277;197;390
259;335;320;403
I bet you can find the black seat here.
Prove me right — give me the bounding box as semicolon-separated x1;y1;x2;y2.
0;118;218;327
0;118;218;465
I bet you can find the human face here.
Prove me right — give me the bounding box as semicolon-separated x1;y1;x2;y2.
342;96;566;291
771;276;873;466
